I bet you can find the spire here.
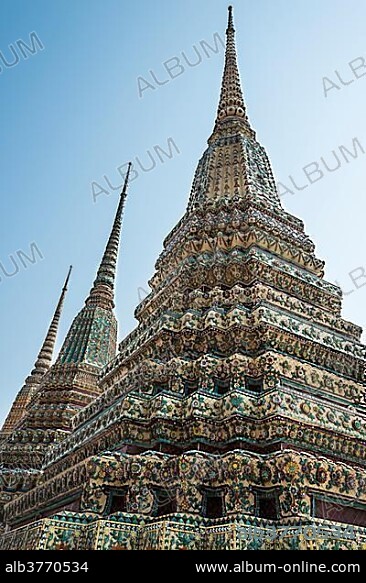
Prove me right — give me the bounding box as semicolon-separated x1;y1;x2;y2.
55;164;132;367
29;265;72;379
87;162;132;309
210;6;255;140
187;7;281;211
0;267;72;435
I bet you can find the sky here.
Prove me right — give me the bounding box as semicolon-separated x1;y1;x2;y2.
1;0;366;425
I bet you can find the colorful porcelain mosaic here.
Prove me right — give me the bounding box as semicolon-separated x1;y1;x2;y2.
1;9;366;550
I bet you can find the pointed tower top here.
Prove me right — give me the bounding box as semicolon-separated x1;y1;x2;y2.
0;267;72;436
62;265;73;291
56;167;131;367
86;162;132;309
29;265;72;380
186;7;281;211
227;5;234;29
210;5;255;141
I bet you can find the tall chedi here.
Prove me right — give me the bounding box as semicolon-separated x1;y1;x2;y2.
2;8;366;550
14;162;132;439
0;162;132;491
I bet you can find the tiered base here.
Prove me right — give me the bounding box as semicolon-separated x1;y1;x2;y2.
1;514;365;550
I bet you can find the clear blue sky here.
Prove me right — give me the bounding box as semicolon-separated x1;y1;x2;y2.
1;0;366;425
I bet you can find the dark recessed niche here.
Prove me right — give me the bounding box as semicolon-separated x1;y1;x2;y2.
107;488;128;514
245;377;263;392
202;488;226;518
184;379;199;396
214;379;230;396
255;489;279;520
